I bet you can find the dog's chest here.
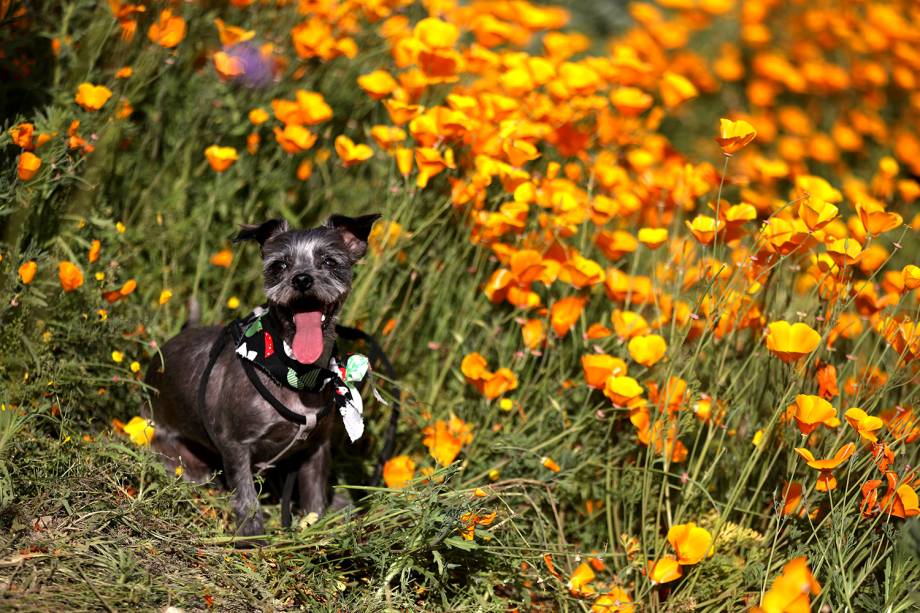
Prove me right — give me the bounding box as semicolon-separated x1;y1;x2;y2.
242;388;332;460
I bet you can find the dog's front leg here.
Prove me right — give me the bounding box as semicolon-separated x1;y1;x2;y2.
223;446;264;537
297;437;331;518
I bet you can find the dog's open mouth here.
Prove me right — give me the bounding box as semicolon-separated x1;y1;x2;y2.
289;300;335;364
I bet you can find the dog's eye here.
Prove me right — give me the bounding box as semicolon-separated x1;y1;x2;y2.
322;256;338;267
271;260;288;272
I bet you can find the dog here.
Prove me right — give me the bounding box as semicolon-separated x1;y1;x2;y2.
144;213;379;537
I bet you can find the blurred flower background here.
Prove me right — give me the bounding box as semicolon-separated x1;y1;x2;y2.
0;0;918;610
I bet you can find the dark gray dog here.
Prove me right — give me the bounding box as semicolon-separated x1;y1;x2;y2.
144;213;379;536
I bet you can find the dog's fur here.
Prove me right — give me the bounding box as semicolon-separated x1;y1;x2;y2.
144;213;379;536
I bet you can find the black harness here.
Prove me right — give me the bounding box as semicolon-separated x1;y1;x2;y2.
197;314;400;529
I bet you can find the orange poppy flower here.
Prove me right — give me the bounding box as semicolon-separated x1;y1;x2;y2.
461;352;489;381
147;9;186;48
903;264;920;290
382;455;415;489
609;87;653;116
273;125;318;154
781;481;804;516
482;368;518;400
204;145;238;172
567;562;595;595
756;557;820;613
715;118;757;155
825;238;862;267
58;261;84;292
335;135;374;167
604;376;644;407
660;71;698;109
209;248;233;268
581;354;627;388
459;510;496;541
422;415;473;466
87;239;101;263
75;83;112;111
542;456;561;473
550;296;586;337
357;70;398;99
765;321;821;362
521;319;546;350
667;522;713;565
559;254;605;288
17;152;41;181
591;587;634;613
18;261;37;284
794;443;855;491
611;310;650;339
844;408;884;443
798;197;839;231
595;230;638;261
647;555;682;584
627;334;667;367
415;147;455;188
856;200;903;236
10;123;34;149
272;91;333;126
685;215;723;245
788;394;838;435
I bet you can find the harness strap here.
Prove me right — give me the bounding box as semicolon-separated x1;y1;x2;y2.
241;359;333;425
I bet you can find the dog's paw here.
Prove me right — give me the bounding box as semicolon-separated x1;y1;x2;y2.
235;513;265;539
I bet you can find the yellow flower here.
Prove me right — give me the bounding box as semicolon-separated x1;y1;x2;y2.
660;71;698;109
129;361;141;373
357;70;398;100
789;394;838;435
227;296;240;309
715;118;757;155
765;321;821;363
627;334;667;367
158;289;173;305
204;145;238;172
825;238;862;267
648;555;682;584
123;416;155;446
248;107;269;125
111;351;124;363
335;135;374;167
637;227;668;250
844;407;884;443
75;83;113;111
667;522;713;565
603;376;643;406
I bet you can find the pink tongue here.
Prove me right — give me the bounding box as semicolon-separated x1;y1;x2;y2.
292;311;324;364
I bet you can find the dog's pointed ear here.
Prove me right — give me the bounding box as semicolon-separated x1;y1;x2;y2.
326;213;381;259
233;219;289;247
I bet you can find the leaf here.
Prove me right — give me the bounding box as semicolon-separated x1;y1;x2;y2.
443;536;478;551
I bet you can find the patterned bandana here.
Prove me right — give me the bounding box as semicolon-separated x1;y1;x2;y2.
231;307;369;441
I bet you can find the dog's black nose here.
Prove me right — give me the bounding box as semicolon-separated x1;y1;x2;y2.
292;273;313;291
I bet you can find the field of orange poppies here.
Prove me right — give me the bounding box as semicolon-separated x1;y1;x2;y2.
2;0;919;610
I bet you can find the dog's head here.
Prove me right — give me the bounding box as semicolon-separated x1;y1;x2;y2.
234;213;380;364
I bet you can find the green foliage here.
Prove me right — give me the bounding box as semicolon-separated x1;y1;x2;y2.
0;0;918;610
